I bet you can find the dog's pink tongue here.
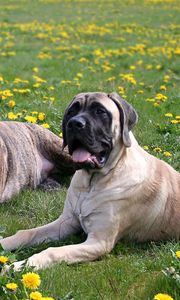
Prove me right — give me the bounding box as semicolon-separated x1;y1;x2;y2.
72;148;91;162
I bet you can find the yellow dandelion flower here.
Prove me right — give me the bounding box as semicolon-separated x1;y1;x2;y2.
137;90;144;94
22;272;41;289
60;31;69;39
30;291;42;300
13;78;29;84
154;293;174;300
174;47;180;55
143;145;149;151
155;93;167;101
165;113;173;117
129;65;136;70
24;116;37;123
43;96;48;100
163;151;172;157
37;52;52;59
137;60;143;65
176;250;180;258
76;73;83;78
79;57;88;63
33;67;39;73
7;112;18;120
8;51;16;56
146;64;153;70
42;297;55;300
154;102;160;107
6;282;18;291
171;120;178;124
0;256;9;264
59;132;63;138
8;100;16;108
118;86;125;95
175;116;180;119
60;80;71;84
33;75;46;83
93;48;104;58
13;88;31;94
160;85;167;91
154;147;162;153
163;75;170;83
48;86;54;90
33;83;41;88
0;89;13;99
156;64;162;70
31;111;38;115
106;76;116;82
38;112;45;121
102;64;112;72
120;73;137;85
41;123;50;129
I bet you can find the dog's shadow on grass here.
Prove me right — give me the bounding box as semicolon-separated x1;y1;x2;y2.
14;233;87;261
14;233;179;263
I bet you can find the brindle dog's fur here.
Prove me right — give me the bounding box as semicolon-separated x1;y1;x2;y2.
0;121;75;202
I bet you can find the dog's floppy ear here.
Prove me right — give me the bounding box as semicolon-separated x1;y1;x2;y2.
62;98;75;150
62;112;68;150
108;92;138;147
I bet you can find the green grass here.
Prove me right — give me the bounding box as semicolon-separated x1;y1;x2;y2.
0;0;180;299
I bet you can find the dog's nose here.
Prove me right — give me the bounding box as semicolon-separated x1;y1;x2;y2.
67;116;86;130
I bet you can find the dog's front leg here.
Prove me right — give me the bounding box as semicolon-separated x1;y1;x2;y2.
13;233;114;270
0;213;80;251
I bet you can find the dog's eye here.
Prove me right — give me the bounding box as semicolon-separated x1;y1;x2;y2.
67;109;74;116
95;108;106;115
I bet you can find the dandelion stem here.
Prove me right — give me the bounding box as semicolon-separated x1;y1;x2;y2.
23;284;29;298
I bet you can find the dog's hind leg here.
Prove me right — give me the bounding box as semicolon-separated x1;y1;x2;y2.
26;124;76;176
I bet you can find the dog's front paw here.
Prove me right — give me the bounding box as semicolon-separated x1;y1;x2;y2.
12;260;26;272
26;251;51;270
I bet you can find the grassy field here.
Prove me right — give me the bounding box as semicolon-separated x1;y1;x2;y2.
0;0;180;299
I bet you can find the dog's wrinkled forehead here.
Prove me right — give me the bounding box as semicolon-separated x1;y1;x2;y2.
72;92;120;116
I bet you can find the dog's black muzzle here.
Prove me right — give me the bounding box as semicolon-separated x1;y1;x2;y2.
67;116;86;131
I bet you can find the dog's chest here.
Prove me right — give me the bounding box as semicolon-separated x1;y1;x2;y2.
69;171;123;234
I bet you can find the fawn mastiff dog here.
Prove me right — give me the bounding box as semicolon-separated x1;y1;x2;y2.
1;92;180;270
0;121;75;203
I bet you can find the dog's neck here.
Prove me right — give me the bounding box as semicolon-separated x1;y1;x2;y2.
100;142;127;176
